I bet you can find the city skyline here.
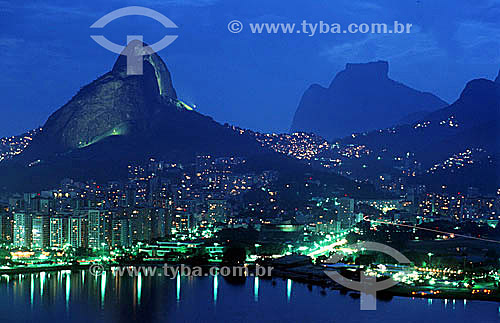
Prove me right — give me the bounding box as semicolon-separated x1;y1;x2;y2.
0;1;499;322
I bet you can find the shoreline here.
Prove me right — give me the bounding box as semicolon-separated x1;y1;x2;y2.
2;263;500;303
270;266;500;303
0;264;92;275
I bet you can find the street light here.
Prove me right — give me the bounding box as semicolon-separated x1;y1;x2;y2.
427;252;434;266
254;243;261;256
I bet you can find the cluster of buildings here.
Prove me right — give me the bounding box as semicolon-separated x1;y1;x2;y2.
355;186;500;229
0;128;40;162
426;148;491;174
2;195;168;250
417;189;500;224
0;128;498;259
0;156;279;251
295;196;362;233
229;126;331;160
0;149;368;257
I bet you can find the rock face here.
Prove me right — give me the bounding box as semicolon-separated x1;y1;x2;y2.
8;41;276;190
290;61;448;139
425;78;500;128
340;72;500;192
38;41;178;151
111;41;177;98
342;75;500;156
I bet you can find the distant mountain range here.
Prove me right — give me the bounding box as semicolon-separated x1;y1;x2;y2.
1;50;497;194
341;73;500;160
0;42;375;195
290;61;448;140
338;69;500;192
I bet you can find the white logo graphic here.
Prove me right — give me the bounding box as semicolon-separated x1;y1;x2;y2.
90;6;178;75
324;241;411;310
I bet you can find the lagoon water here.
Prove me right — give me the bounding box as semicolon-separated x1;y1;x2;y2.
0;270;499;322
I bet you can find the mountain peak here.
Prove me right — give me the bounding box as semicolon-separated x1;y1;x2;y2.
423;77;499;132
25;41;180;152
292;61;447;139
343;60;389;79
112;40;177;99
459;78;498;102
495;69;500;84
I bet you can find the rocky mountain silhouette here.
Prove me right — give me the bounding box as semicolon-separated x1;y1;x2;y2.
290;61;448;139
0;42;283;190
339;72;500;192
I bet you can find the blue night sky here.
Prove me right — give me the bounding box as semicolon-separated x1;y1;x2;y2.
0;0;499;137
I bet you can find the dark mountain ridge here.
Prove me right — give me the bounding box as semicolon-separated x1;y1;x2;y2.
290;61;448;139
341;76;499;157
338;72;500;192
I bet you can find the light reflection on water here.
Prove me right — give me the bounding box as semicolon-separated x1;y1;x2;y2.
0;270;499;323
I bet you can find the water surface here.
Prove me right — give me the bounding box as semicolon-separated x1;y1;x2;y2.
0;270;499;322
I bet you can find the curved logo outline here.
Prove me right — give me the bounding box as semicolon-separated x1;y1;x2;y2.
324;241;411;310
90;6;178;54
